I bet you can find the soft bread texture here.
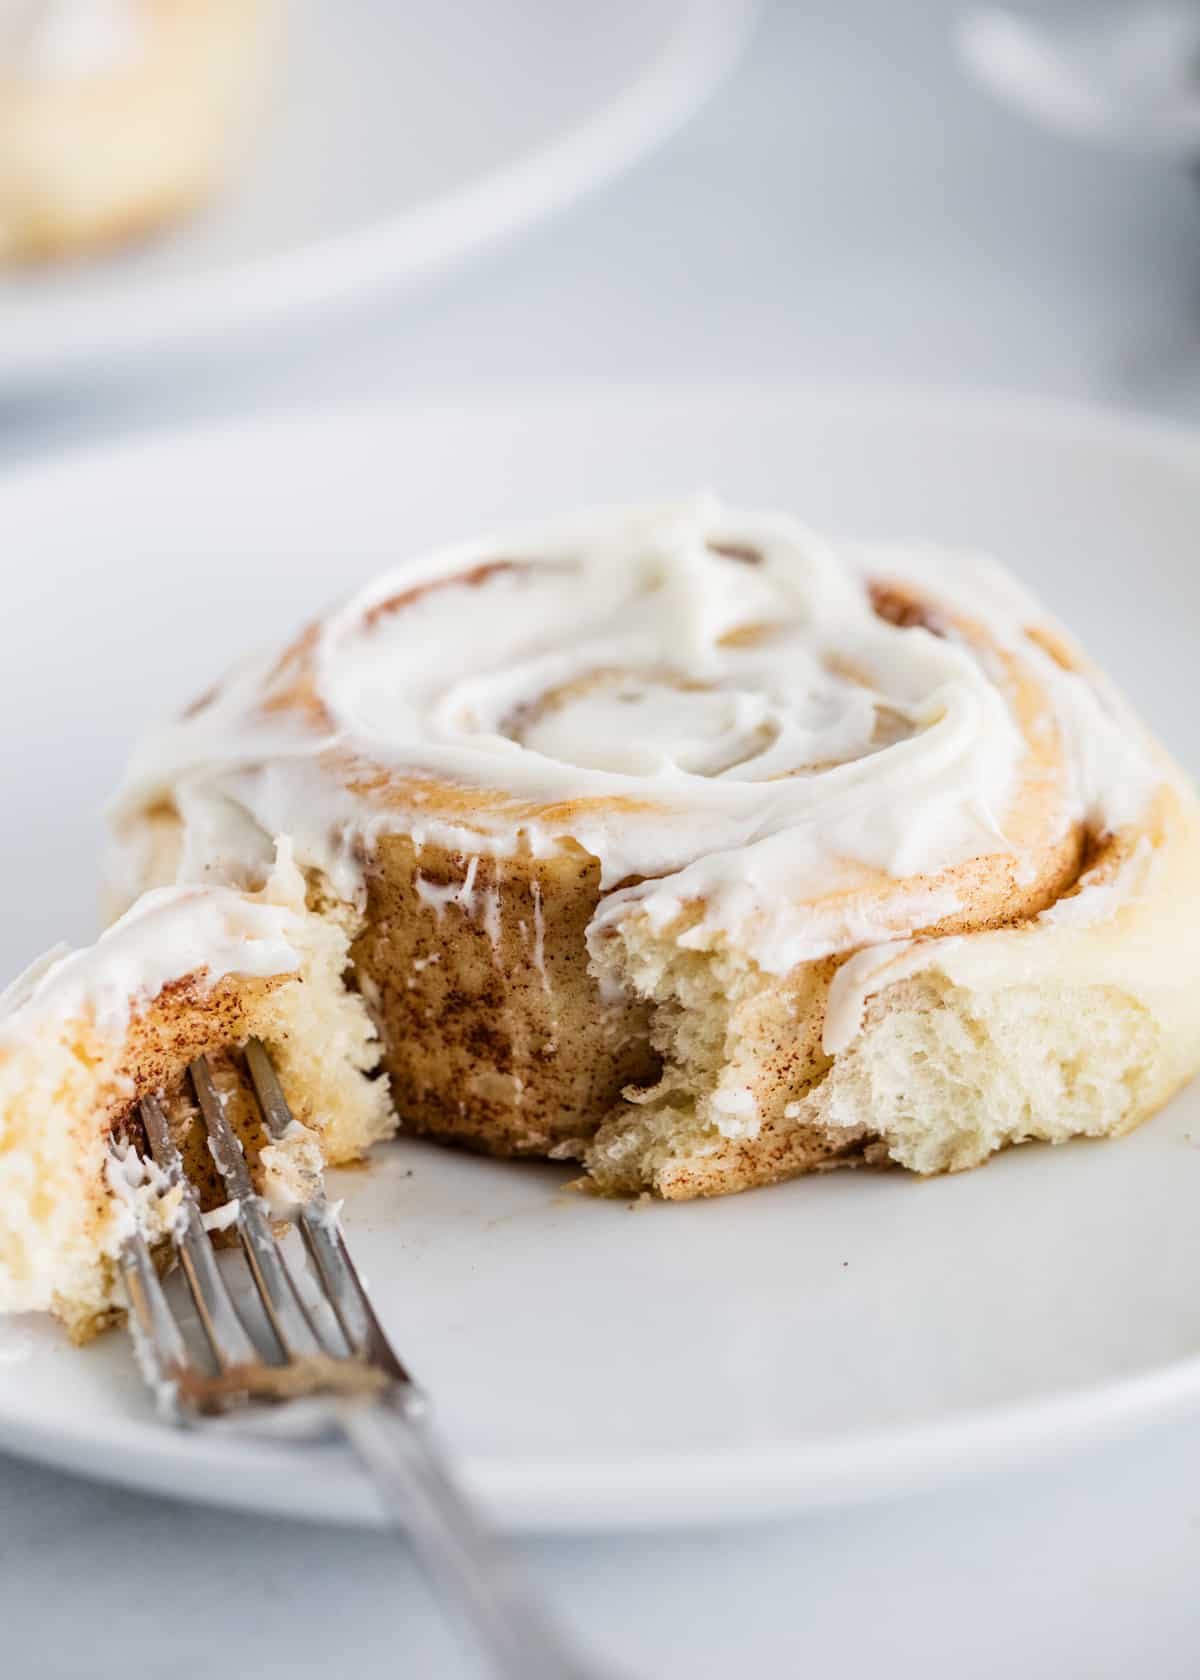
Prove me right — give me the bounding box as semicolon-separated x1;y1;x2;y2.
0;855;392;1338
106;502;1200;1199
583;783;1200;1196
0;0;278;262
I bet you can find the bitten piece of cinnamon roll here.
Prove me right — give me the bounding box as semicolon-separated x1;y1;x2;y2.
0;844;391;1338
107;496;1200;1199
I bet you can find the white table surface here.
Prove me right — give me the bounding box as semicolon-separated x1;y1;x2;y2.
7;3;1200;1675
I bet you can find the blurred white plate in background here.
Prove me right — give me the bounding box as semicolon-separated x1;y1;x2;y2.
0;0;755;387
3;386;1200;1530
958;1;1200;156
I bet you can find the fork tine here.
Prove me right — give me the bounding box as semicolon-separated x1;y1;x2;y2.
243;1038;409;1382
298;1207;410;1382
115;1227;191;1420
124;1049;604;1671
139;1095;260;1371
188;1054;324;1361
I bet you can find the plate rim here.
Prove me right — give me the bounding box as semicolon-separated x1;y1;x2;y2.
5;1338;1200;1531
3;379;1200;1530
2;0;759;385
2;376;1199;498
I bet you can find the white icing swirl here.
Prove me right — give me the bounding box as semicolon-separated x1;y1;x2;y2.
110;496;1161;974
2;846;306;1042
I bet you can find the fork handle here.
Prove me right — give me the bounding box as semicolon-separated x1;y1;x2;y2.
342;1388;615;1680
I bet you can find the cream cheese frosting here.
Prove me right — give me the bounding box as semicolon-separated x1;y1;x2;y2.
820;825;1167;1057
2;847;306;1043
109;495;1165;983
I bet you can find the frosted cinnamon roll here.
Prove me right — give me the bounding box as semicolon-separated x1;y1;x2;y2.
0;845;392;1339
108;496;1200;1198
0;0;278;262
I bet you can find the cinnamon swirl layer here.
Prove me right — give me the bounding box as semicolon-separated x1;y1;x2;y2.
108;497;1200;1194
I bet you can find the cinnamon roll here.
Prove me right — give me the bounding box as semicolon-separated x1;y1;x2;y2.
0;845;391;1339
108;496;1200;1199
0;0;278;262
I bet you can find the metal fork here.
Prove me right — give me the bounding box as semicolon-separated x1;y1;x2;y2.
114;1038;612;1680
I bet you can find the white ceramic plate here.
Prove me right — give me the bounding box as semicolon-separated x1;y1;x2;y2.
4;387;1200;1531
0;0;754;387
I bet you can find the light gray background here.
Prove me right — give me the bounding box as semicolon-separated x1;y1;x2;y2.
6;3;1200;1675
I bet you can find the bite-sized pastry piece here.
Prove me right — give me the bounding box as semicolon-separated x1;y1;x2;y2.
0;844;392;1339
0;0;279;262
108;495;1200;1199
